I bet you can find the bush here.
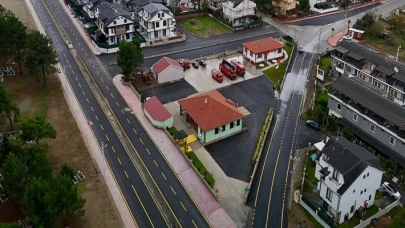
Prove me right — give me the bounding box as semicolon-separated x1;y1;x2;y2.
86;26;98;35
252;108;273;163
186;152;215;188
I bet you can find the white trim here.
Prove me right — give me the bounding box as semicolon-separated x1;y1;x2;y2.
329;93;405;144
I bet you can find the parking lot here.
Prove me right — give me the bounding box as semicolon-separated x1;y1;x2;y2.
141;80;197;104
184;54;264;92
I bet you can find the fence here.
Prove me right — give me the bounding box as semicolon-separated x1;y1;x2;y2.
353;200;400;228
301;195;337;228
175;11;208;20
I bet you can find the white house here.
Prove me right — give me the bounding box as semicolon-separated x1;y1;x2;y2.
95;1;135;45
242;37;285;64
222;0;256;27
83;0;105;22
119;0;165;20
138;3;176;40
152;57;184;83
314;137;383;224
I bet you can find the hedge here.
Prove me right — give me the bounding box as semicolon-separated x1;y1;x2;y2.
176;9;206;16
186;151;215;188
91;36;119;49
252;108;273;163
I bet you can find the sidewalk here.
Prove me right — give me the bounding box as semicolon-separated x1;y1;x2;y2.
112;75;236;228
327;28;349;47
56;0;101;55
24;0;135;226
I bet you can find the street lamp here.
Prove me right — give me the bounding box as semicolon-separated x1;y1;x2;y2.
101;142;108;177
347;20;351;35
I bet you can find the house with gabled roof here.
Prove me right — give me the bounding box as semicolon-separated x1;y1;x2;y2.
138;3;176;40
178;90;245;145
152;57;184;83
222;0;256;27
314;137;383;224
242;37;285;64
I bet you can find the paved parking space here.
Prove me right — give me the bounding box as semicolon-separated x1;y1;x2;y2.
184;55;264;92
141;80;197;104
206;76;276;182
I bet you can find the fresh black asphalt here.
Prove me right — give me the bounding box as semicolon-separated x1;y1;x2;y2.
35;0;211;226
290;3;381;26
206;76;276;182
248;50;317;227
141;80;197;104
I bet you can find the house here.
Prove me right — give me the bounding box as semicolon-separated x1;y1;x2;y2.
209;0;226;11
222;0;256;27
272;0;295;15
137;3;176;40
348;28;365;40
152;57;184;83
95;2;135;45
328;40;405;165
143;96;173;129
242;37;285;64
119;0;165;20
178;90;245;145
314;137;383;224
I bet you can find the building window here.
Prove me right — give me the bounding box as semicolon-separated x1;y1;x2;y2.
221;125;225;131
332;169;338;181
389;136;396;146
125;24;130;31
364;188;367;193
124;19;127;23
163;20;167;26
326;188;332;201
126;33;130;40
353;190;355;193
370;124;376;133
258;53;262;59
114;21;117;25
237;120;241;126
361;190;363;195
230;122;234;129
353;113;358;122
337;102;341;110
215;128;219;134
363;175;365;179
162;29;166;36
155;21;159;28
154;31;158;38
110;36;115;43
367;173;369;177
350;205;354;213
369;195;371;201
200;128;202;134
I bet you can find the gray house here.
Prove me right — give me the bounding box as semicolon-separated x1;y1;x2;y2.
120;0;165;21
328;76;405;166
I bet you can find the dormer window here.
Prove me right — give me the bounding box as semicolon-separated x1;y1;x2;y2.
114;21;117;25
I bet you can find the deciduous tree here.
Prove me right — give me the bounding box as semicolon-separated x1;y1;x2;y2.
24;31;58;87
299;0;310;13
0;153;27;202
117;40;144;82
0;86;20;131
20;115;56;145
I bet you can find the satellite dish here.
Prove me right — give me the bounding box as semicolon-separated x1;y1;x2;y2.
394;67;399;73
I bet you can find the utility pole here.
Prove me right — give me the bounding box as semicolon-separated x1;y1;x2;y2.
101;142;108;178
396;45;402;61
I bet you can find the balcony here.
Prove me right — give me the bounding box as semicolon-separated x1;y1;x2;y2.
324;175;340;193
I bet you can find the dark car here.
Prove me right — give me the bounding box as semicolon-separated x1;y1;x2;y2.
199;60;207;67
306;120;320;130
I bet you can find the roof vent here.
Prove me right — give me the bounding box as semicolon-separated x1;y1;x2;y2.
394;67;399;73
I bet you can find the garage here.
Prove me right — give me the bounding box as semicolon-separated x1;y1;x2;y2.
152;57;184;84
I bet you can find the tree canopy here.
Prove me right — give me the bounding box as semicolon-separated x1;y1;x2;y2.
20;115;57;144
117;40;144;81
24;31;58;87
299;0;310;13
0;86;20;131
0;153;27;202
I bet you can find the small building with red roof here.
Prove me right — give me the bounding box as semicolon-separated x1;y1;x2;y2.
152;57;184;84
178;90;245;145
242;37;285;64
143;96;173;129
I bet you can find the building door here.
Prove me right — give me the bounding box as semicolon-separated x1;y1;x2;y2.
163;29;167;37
154;31;159;38
116;36;120;43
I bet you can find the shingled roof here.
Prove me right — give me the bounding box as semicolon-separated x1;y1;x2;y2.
178;90;244;131
97;2;132;26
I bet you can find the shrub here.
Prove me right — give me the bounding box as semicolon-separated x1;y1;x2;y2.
252;108;273;163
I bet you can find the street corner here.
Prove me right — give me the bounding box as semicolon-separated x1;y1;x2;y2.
184;54;264;93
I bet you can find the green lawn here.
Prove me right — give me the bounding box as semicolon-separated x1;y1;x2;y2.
263;42;293;90
338;204;379;228
181;16;231;37
319;55;332;77
387;205;405;228
186;151;215;188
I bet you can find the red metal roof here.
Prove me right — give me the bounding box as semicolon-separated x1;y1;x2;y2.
144;96;172;121
178;90;244;132
152;57;182;75
242;37;285;54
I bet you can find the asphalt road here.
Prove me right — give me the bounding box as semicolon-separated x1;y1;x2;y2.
290;3;381;26
34;0;211;227
248;49;317;227
206;76;276;182
31;1;168;227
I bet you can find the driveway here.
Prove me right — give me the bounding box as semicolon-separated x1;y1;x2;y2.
205;76;276;182
296;119;330;149
141;80;197;104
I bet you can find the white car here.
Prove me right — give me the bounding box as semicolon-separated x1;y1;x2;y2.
382;182;401;200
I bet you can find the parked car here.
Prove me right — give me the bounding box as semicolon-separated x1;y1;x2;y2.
306;120;320;130
199;60;207;67
299;46;304;53
382;182;401;200
192;61;199;69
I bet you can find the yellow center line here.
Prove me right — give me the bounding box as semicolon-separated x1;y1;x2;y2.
153;160;158;167
86;98;89;103
79;83;81;88
116;101;119;107
101;77;104;82
170;186;176;195
117;158;122;165
124;171;129;178
69;65;72;69
96;71;100;75
162;172;167;180
180;202;187;212
72;70;74;74
75;77;78;80
89;59;92;63
127;118;130;124
82;90;85;95
100;125;104;131
112;146;116;153
133;128;137;134
146;148;150;155
91;107;94;112
78;42;81;46
106;135;110;141
85;52;87;57
139;138;144;144
192;220;197;228
105;85;109;90
121;109;124;114
131;185;155;228
95;115;99;121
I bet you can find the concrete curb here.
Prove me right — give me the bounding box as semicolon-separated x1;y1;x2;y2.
144;31;277;60
24;0;134;226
